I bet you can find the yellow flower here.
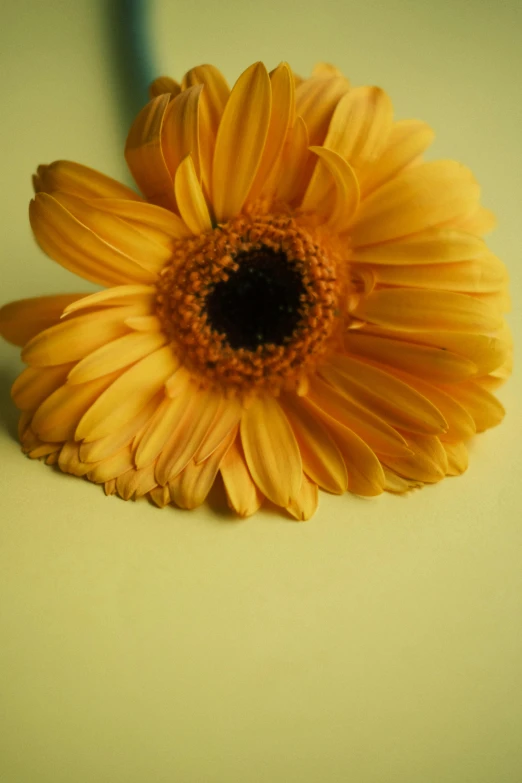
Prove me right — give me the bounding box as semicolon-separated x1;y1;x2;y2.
0;62;512;520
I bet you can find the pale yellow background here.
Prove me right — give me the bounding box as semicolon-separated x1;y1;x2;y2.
1;2;521;781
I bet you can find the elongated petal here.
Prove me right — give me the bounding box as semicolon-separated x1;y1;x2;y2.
87;446;134;483
12;363;74;411
68;330;167;384
32;371;120;442
376;366;476;442
76;346;179;441
81;198;190;240
174;154;212;234
295;76;350;145
169;428;236;510
304;376;410;457
149;76;181;99
321;355;448;435
344;332;478;382
350;228;487;264
0;294;85;347
274;116;312;204
383;467;423;493
351;161;480;246
161;84;203;181
194;397;243;463
287;476;318;521
51;192;171;276
302;147;359;231
125;315;162;331
439;381;505;432
58;441;93;476
34;160;141;200
62;285;156;315
451;205;496;236
155;387;224;484
325;418;386;496
358;325;509;376
282;396;348;493
30;194;157;286
79;394;161;462
240;395;302;507
220;438;263;517
182;64;230;199
125;94;175;210
22;305;143;366
247;62;295;203
212;62;271;221
365;253;507;293
116;463;157;501
351;288;502;333
443;441;468;475
358;120;435;196
134;392;192;468
380;434;448;483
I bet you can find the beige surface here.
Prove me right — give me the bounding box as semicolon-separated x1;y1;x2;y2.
1;1;521;781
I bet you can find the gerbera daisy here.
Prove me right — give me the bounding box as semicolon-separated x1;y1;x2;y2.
0;61;512;520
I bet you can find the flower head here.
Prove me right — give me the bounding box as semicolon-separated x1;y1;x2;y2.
0;61;511;520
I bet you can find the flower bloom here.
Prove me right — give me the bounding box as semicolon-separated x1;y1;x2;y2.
0;62;512;519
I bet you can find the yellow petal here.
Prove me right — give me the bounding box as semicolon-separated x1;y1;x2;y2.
168;428;236;510
125;315;163;332
344;332;478;382
32;371;120;442
62;285;156;316
134;392;192;469
443;441;468;476
67;330;167;384
381;434;448;483
79;393;161;462
247;62;295;204
240;395;302;507
350;228;487;264
287;476;319;521
182;64;230;199
12;363;74;411
383;467;423;493
161;84;203;182
220;437;263;518
351;288;502;333
295;75;350;145
376;366;476;442
0;294;85;347
76;346;179;441
22;305;143;367
439;381;505;432
58;441;93;476
281;396;348;494
274;116;312;205
325;418;385;496
155;387;224;484
304;376;410;457
306;86;393;205
321;354;448;435
34;160;141;200
174;154;212;234
302;147;359;231
116;463;157;501
149;76;181;99
149;485;171;508
124;94;175;210
311;63;345;79
30;193;157;287
194;396;243;463
358;119;435;196
364;253;507;293
50;192;171;276
450;205;497;236
87;446;134;483
81;198;190;240
212;62;271;221
351;161;480;246
358;325;509;376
